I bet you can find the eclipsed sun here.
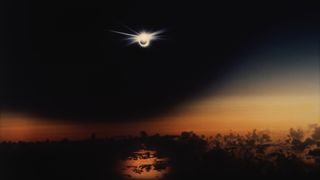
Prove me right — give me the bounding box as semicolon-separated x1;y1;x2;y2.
110;28;164;48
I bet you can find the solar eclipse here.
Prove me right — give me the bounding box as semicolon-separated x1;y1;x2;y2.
110;28;164;48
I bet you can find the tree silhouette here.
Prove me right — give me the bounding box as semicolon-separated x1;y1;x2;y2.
312;126;320;142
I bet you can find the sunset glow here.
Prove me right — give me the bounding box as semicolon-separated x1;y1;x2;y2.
1;93;319;141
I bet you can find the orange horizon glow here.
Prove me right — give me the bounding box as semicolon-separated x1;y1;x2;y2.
1;93;319;141
1;59;319;141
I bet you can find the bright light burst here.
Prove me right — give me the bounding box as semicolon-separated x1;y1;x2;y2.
111;28;164;48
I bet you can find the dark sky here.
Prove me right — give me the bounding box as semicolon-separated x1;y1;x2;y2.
2;1;319;122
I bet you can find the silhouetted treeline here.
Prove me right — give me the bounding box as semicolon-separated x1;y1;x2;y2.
1;126;320;179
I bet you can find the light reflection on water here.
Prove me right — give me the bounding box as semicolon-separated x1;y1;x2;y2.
118;149;171;179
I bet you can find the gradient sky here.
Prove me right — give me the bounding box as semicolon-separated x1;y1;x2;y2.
1;1;320;141
125;33;320;135
1;28;319;141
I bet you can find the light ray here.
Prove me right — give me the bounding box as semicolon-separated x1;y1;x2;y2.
110;27;164;48
122;24;139;34
110;30;136;37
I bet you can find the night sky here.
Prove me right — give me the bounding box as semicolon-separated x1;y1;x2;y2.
1;1;319;140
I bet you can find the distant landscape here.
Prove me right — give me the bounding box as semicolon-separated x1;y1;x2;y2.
2;126;320;179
